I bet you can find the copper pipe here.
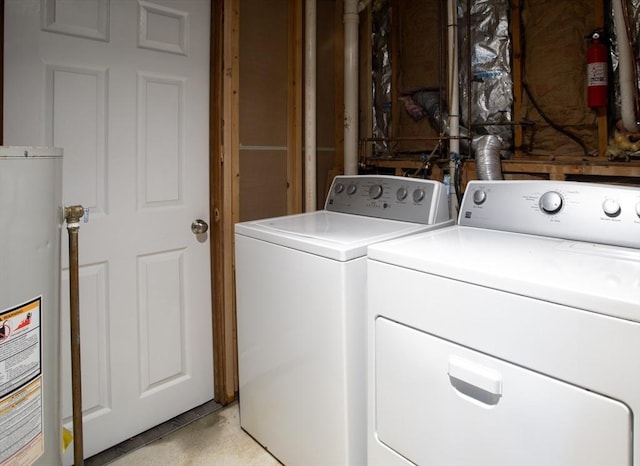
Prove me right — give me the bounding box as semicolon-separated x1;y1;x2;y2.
64;205;85;466
363;136;456;142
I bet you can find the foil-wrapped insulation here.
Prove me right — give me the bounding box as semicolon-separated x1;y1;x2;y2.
474;135;504;179
459;0;513;152
606;0;640;159
372;0;392;155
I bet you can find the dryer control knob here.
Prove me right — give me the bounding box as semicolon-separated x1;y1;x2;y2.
539;191;563;214
347;184;357;195
413;188;425;203
334;183;344;194
473;190;487;205
369;184;384;199
635;202;640;218
602;199;621;218
396;187;408;201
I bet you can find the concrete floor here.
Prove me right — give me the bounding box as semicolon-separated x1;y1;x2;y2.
103;402;280;466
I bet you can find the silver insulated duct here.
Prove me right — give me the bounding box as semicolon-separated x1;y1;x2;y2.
460;0;513;147
473;135;504;179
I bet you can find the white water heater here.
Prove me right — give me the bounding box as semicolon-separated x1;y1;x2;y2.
0;146;63;466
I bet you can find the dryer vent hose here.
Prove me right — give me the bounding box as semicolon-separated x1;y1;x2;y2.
473;135;504;180
409;92;504;181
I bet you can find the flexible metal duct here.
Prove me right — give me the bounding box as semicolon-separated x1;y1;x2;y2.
412;90;503;180
474;135;504;180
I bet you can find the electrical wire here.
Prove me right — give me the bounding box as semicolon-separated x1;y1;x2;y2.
522;82;590;156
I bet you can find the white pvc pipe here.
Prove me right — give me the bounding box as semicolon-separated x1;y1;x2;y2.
447;0;460;217
613;0;639;133
305;0;317;211
344;0;359;175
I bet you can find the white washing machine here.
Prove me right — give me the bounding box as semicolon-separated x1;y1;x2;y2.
235;175;453;466
367;180;640;466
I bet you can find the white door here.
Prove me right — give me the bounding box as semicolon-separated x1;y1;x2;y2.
3;0;213;462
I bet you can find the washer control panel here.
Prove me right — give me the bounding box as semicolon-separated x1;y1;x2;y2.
460;180;640;248
325;175;451;225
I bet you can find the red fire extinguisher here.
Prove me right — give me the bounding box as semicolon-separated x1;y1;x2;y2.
587;31;608;108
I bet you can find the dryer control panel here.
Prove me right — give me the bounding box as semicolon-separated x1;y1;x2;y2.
325;175;451;225
460;180;640;248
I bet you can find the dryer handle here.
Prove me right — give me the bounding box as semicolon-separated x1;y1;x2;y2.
448;356;502;406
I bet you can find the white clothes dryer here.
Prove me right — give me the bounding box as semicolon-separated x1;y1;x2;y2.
235;175;453;466
367;180;640;466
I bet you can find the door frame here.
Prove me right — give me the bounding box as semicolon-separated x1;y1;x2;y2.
211;0;239;405
212;0;309;404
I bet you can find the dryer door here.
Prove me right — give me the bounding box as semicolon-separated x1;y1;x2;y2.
374;317;632;466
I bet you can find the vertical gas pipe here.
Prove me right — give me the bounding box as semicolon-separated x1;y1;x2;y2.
64;205;85;466
447;0;460;217
344;0;359;175
305;0;317;211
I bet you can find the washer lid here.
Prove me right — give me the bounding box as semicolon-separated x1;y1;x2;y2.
368;226;640;322
235;211;453;261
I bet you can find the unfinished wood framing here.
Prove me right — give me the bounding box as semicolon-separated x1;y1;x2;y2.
315;0;339;206
363;156;429;175
211;0;240;405
365;156;640;189
361;0;638;182
210;0;224;404
432;159;640;190
239;2;289;221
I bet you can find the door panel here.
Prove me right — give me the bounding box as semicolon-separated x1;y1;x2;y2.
375;317;632;466
3;0;213;461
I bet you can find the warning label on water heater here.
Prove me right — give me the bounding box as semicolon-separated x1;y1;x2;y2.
0;297;44;465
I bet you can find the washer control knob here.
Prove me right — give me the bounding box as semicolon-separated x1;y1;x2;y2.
347;184;357;195
473;190;487;205
539;191;563;214
413;188;425;203
334;183;344;194
396;187;408;201
635;202;640;218
369;184;383;199
602;199;621;218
